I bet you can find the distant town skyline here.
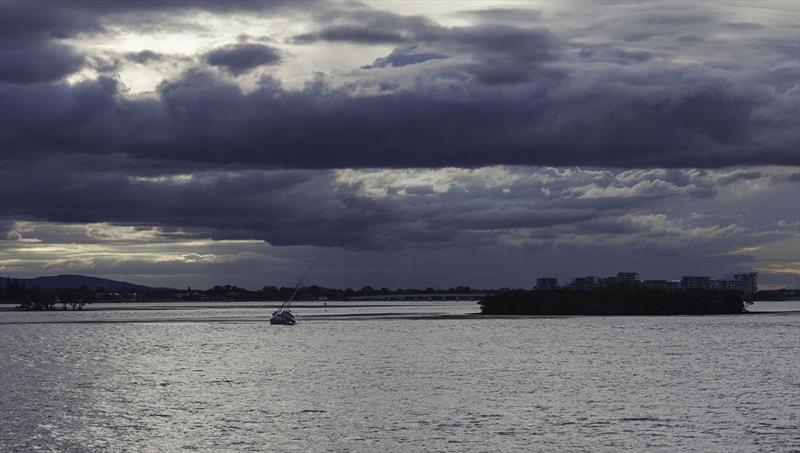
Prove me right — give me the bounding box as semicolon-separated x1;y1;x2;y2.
0;269;769;295
1;1;798;290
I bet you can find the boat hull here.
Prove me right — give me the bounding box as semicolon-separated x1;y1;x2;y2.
270;312;296;325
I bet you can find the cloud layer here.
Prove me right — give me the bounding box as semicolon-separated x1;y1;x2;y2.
1;164;796;288
0;1;797;169
1;159;794;252
1;1;798;287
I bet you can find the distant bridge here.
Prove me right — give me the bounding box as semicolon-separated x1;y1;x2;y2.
347;293;491;301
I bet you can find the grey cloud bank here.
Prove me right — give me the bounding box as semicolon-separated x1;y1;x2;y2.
1;2;797;169
2;68;795;169
1;163;796;287
205;43;282;75
0;1;798;288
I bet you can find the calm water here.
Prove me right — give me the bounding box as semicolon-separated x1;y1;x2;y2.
1;301;798;452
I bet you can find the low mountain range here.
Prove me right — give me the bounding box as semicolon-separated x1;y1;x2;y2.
0;274;151;291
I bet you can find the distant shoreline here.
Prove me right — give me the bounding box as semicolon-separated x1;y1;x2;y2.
1;299;798;318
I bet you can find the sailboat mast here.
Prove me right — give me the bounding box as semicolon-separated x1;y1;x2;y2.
278;261;315;312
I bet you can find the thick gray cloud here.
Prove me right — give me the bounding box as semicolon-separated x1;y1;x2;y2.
0;42;85;84
291;8;438;44
1;1;796;168
0;157;793;252
1;162;796;287
205;43;282;75
362;46;447;69
0;1;798;288
1;68;795;168
292;26;408;45
292;11;558;66
125;50;165;64
0;0;308;44
0;0;310;84
460;7;543;24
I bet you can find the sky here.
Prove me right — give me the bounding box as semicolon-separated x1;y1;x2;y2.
0;0;798;290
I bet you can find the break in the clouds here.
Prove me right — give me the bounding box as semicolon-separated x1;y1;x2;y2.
0;1;798;288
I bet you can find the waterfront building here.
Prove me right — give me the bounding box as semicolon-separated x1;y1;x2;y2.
716;272;759;294
617;272;641;282
681;276;715;291
535;278;559;290
617;272;642;287
643;280;673;290
549;271;757;293
733;272;758;294
601;276;617;287
571;276;599;290
717;279;745;292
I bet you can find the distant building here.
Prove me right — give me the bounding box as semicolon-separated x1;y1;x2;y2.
571;276;599;290
598;272;641;288
550;271;758;293
643;280;674;290
601;276;618;287
535;278;559;290
734;272;758;294
681;276;715;291
617;272;642;287
717;279;743;292
717;272;758;294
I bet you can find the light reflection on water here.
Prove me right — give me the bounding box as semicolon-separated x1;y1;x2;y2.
1;301;798;452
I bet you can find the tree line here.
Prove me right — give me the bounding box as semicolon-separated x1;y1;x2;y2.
1;278;489;307
479;288;749;316
0;279;96;310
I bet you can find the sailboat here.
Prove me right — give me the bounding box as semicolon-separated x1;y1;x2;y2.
270;262;315;325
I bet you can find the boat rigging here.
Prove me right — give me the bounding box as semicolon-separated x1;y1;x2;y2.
270;261;315;325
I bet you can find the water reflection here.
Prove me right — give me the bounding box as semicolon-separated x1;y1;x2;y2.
1;301;798;451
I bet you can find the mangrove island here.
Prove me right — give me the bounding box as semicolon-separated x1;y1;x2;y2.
479;288;750;316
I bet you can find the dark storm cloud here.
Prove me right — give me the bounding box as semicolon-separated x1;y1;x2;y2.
725;21;766;31
460;8;542;24
125;50;165;64
428;208;597;231
1;157;791;252
362;46;447;69
0;2;103;46
2;68;796;169
0;3;100;84
291;8;437;44
205;43;282;75
0;0;308;43
359;23;559;84
292;10;557;63
2;1;795;169
0;0;311;84
445;25;556;62
461;59;559;85
637;11;713;26
0;43;85;84
0;163;397;250
577;46;654;65
292;26;408;45
87;55;122;73
1;0;798;275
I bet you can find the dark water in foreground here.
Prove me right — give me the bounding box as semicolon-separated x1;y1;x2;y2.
1;301;798;452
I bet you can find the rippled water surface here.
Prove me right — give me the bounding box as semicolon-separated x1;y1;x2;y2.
1;301;798;452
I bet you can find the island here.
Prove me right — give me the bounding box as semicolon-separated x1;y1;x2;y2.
479;288;749;316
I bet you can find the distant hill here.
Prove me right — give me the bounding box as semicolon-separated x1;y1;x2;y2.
0;275;150;292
